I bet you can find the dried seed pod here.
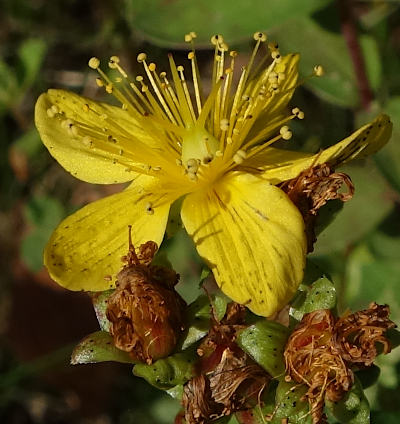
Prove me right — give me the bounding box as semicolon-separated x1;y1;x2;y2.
182;302;269;423
106;227;186;364
280;163;354;252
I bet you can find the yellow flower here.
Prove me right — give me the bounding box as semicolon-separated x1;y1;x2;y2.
35;32;392;317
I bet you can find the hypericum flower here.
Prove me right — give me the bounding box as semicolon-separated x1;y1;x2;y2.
35;32;392;317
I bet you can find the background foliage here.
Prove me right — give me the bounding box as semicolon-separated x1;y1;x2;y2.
1;0;399;422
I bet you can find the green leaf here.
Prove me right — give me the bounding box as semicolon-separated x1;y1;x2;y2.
70;331;134;365
133;345;197;389
24;195;65;228
17;38;47;88
123;0;331;47
178;293;229;350
272;380;311;424
375;96;400;193
344;244;400;323
236;320;289;378
290;276;336;322
89;290;114;332
21;195;66;271
313;162;393;255
356;365;381;390
270;17;354;107
327;377;370;424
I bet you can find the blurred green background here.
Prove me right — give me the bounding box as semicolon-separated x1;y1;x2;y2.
1;0;400;422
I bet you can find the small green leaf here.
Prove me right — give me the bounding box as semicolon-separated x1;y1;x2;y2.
17;38;47;88
290;276;337;322
355;365;380;390
236;320;289;378
273;380;311;424
327;377;370;424
178;293;229;350
24;195;65;228
71;331;134;365
133;345;197;389
89;290;114;332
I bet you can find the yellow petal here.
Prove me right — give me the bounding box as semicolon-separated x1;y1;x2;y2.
181;172;306;317
44;175;172;291
244;114;392;184
35;89;157;184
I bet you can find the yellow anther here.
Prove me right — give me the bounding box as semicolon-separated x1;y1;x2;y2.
219;42;229;52
159;72;167;78
88;57;100;69
145;202;154;215
227;137;233;144
136;76;144;82
220;118;229;131
108;56;120;69
233;128;240;136
224;68;232;75
61;119;73;129
187;158;199;172
184;34;192;42
187;171;198;181
233;150;247;164
190;31;197;38
46;108;56;118
69;125;79;137
115;77;122;83
292;107;305;119
95;77;104;87
313;65;324;77
141;84;148;93
82;136;93;147
211;34;224;45
230;50;238;57
188;51;195;60
278;72;286;82
105;83;113;94
148;62;156;72
137;53;147;63
51;105;59;114
280;125;292;140
271;50;281;60
177;65;184;72
202;155;213;164
253;32;267;42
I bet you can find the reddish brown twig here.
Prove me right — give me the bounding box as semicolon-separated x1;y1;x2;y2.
337;0;374;110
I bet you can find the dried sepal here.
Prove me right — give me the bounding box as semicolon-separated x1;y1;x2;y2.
280;163;354;252
284;304;395;423
335;302;396;366
106;227;186;364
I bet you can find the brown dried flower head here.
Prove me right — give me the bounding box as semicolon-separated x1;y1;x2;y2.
335;302;396;366
280;163;354;252
106;227;186;364
284;304;395;423
182;302;269;424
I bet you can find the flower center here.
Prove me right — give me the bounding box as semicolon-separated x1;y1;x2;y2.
181;126;219;170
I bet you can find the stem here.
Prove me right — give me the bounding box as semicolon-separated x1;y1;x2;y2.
338;0;374;110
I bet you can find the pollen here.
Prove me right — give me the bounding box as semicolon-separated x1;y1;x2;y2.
313;65;324;77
